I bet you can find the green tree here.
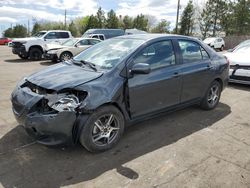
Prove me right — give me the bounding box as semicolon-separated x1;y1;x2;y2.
234;0;250;35
85;15;99;30
3;28;13;37
123;15;133;29
8;25;27;38
179;0;194;35
31;22;42;35
68;21;79;37
74;16;90;34
133;14;148;31
199;0;227;38
96;7;106;28
151;19;170;33
106;9;119;28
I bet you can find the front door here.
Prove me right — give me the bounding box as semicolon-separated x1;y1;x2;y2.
128;40;182;118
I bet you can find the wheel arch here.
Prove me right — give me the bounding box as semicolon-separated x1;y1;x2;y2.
28;45;43;53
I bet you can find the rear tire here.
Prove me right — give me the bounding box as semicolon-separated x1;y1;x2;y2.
79;105;125;152
29;47;42;60
200;80;222;110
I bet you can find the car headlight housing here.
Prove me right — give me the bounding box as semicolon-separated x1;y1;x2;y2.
49;95;80;112
47;50;58;54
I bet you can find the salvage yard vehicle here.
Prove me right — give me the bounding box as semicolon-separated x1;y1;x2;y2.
11;34;229;152
11;30;72;60
44;38;101;62
203;37;225;51
82;29;125;40
0;37;12;45
224;43;250;85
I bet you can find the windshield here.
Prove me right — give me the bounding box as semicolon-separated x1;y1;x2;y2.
233;40;250;52
74;38;144;70
233;45;250;53
62;38;78;46
33;31;46;38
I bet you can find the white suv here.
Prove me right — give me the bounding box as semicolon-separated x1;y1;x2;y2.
11;30;72;60
203;37;225;51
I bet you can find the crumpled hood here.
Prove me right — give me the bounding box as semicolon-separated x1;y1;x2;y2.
26;63;103;91
45;43;65;51
224;52;250;66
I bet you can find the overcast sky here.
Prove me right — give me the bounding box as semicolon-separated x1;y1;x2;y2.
0;0;205;34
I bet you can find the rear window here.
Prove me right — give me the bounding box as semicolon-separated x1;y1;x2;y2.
57;32;70;38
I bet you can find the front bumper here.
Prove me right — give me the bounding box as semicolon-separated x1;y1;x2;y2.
12;46;28;57
11;86;77;146
229;68;250;85
44;52;58;61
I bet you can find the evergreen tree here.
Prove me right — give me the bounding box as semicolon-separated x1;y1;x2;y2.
123;15;133;29
151;19;170;33
3;28;13;38
133;14;148;31
234;0;250;35
85;15;99;30
179;0;194;35
96;7;106;28
32;22;42;35
68;21;79;37
106;9;119;28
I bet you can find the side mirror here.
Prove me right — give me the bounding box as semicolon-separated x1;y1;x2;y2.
75;43;81;47
130;63;151;75
44;38;47;41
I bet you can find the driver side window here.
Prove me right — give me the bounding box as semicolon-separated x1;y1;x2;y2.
44;32;57;39
133;40;176;70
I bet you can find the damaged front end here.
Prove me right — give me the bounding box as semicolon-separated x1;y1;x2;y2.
11;79;87;146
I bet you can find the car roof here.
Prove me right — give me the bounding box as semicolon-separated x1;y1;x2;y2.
116;34;198;42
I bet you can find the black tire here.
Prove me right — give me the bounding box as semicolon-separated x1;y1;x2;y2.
220;45;224;51
60;51;72;62
29;47;42;60
200;80;222;110
18;54;28;59
79;105;125;152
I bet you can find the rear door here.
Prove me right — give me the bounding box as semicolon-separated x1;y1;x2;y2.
177;39;213;102
128;40;182;118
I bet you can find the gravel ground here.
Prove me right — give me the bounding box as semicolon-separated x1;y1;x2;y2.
0;45;250;188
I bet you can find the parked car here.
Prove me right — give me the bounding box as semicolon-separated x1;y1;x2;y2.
227;39;250;52
0;37;12;45
11;30;72;60
224;43;250;85
82;29;125;40
203;37;225;51
44;38;101;62
11;34;229;152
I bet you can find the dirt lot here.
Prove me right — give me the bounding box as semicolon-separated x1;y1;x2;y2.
0;45;250;188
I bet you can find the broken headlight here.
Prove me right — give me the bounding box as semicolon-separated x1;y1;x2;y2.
49;95;80;112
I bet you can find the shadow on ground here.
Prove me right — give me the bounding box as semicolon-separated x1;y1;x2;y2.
0;103;231;188
4;59;31;63
228;83;250;92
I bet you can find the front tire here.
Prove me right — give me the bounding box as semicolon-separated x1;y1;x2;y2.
18;54;28;59
29;47;42;60
60;52;72;62
200;80;222;110
79;105;125;152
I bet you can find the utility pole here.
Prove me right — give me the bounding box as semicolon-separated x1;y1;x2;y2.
64;9;67;29
27;19;30;36
175;0;180;34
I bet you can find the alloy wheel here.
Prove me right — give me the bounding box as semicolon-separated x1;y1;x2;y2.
207;84;219;106
92;114;120;146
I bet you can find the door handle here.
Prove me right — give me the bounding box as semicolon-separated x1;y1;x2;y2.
207;65;213;70
173;72;180;78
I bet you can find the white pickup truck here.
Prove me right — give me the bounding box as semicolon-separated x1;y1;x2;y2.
11;30;72;60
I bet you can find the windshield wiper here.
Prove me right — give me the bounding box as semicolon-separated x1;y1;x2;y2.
80;60;97;72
